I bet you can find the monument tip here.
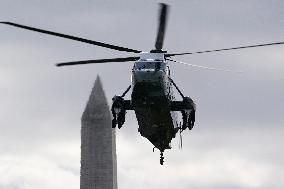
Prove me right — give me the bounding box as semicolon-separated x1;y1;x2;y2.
81;75;110;121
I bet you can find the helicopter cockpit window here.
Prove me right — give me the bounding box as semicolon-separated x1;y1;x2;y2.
134;61;164;70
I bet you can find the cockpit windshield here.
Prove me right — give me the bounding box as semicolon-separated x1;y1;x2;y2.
134;61;166;71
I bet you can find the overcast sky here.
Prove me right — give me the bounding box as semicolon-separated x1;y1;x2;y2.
0;0;284;189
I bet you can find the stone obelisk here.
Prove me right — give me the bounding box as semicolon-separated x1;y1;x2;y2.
81;76;117;189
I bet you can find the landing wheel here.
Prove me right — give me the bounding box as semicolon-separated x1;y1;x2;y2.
181;110;187;130
187;110;195;130
187;114;193;130
117;110;126;129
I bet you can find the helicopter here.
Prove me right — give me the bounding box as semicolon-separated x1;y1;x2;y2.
1;3;284;165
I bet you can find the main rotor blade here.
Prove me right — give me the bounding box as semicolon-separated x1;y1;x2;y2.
167;58;243;73
56;57;138;67
1;22;141;53
166;41;284;57
155;3;169;50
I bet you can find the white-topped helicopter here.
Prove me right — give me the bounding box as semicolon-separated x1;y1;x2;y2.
1;3;284;165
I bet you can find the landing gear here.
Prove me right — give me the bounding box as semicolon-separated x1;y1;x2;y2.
111;85;133;129
112;96;124;128
111;96;127;129
181;97;196;130
169;77;196;131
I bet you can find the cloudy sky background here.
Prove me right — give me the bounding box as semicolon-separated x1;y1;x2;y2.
0;0;284;188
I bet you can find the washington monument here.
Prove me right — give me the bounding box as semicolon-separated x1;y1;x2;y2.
81;76;118;189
